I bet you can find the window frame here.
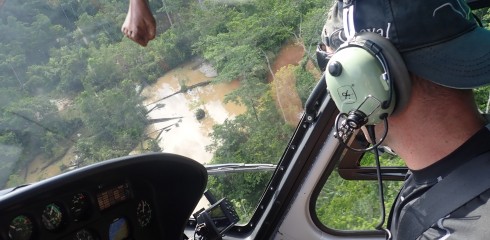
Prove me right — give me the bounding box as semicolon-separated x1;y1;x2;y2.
309;130;407;236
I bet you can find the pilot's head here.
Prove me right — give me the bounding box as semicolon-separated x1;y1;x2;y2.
323;0;490;90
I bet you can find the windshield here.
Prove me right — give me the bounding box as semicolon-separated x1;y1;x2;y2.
0;0;327;223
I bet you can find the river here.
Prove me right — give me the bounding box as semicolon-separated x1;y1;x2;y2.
22;41;307;184
140;60;245;164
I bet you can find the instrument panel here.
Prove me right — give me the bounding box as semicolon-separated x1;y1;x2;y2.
0;153;208;240
4;180;156;240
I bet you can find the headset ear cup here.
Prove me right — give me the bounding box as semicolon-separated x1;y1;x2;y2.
354;32;411;115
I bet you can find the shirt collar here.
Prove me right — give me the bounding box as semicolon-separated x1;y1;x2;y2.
411;124;490;184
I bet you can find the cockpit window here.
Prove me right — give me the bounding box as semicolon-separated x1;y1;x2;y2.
315;151;404;231
0;0;327;225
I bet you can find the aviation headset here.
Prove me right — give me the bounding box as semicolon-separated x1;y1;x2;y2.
325;31;411;130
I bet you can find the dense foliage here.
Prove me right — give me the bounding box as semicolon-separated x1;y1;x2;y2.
1;0;167;186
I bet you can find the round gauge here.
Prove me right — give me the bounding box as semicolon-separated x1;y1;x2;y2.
136;200;152;227
8;215;33;240
73;229;97;240
70;192;91;221
41;203;64;231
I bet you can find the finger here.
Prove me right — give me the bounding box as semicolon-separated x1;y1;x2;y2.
124;28;131;37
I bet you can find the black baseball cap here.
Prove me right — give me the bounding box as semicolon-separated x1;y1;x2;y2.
322;0;490;89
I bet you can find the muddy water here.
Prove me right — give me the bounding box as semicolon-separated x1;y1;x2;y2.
25;146;77;183
140;61;245;164
269;42;306;125
268;42;305;81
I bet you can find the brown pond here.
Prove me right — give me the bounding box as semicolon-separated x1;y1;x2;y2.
140;60;245;164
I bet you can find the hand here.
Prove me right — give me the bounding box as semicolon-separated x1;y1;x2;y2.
121;0;156;47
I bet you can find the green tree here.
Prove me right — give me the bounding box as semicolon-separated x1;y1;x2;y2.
75;80;148;164
207;91;294;220
146;29;191;72
294;65;318;105
192;0;294;83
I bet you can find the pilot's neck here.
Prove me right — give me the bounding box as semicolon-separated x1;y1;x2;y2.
384;86;485;171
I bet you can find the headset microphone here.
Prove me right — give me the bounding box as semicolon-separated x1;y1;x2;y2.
325;32;411;152
324;31;410;238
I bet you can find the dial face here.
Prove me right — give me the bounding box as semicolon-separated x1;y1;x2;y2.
8;215;33;240
73;229;96;240
41;203;64;231
70;192;91;221
136;200;152;227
